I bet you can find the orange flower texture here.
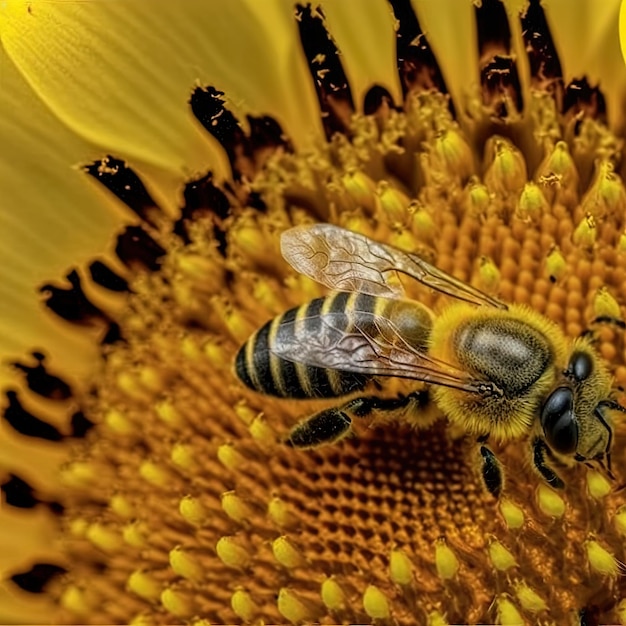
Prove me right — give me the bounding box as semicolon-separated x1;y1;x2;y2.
2;0;626;624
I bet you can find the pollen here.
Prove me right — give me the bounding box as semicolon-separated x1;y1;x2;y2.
5;1;626;625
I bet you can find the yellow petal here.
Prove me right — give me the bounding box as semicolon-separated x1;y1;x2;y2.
0;44;121;386
543;0;626;128
2;0;323;175
318;0;402;108
412;0;479;117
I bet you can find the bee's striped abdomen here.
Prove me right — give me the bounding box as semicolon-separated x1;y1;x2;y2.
235;294;369;399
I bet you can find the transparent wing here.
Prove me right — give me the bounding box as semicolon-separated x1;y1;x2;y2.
271;310;499;396
281;223;507;309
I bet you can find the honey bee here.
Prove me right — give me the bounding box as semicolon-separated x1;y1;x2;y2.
235;223;625;497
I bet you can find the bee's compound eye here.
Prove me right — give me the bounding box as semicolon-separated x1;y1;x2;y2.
567;350;593;382
541;387;578;455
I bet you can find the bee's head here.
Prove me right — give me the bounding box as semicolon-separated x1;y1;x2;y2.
540;348;618;471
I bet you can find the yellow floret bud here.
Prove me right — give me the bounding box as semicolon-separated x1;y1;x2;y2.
104;409;136;436
363;585;391;620
545;246;567;282
249;414;277;443
216;536;251;570
203;339;228;368
409;204;436;242
171;443;196;471
593;287;622;320
110;494;135;519
499;498;525;529
377;181;410;224
488;540;517;571
231;589;260;623
536;484;565;518
139;460;174;488
123;521;148;548
390;548;414;585
585;539;619;576
155;400;184;428
217;443;246;471
273;535;307;568
428;611;449;626
161;588;194;618
116;371;151;402
60;586;94;617
537;140;578;200
582;160;626;219
514;580;546;612
69;518;88;538
221;491;254;525
321;577;347;612
496;594;524;625
586;470;612;499
342;169;377;212
177;253;219;282
466;179;491;216
572;213;596;248
235;401;257;425
268;496;298;529
277;588;318;624
86;523;122;553
169;546;204;583
435;539;459;580
478;256;501;292
179;495;209;527
517;182;548;222
484;137;527;197
138;366;165;393
432;128;474;181
617;598;626;625
614;505;626;537
128;571;161;602
60;461;96;488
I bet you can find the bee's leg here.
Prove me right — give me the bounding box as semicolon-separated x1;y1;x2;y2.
531;437;565;489
476;437;503;498
285;406;354;448
286;393;421;449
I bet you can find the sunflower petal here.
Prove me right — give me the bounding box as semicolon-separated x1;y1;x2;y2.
1;0;324;171
317;0;402;109
0;44;121;384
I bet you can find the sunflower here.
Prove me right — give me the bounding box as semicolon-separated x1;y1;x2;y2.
2;0;626;624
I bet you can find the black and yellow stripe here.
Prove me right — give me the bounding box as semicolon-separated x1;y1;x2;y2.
235;292;374;399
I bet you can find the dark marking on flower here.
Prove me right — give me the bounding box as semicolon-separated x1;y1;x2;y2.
115;226;165;272
1;473;39;508
190;86;290;181
191;86;246;168
363;85;398;116
3;390;64;441
563;77;607;124
520;0;563;105
475;0;523;117
89;260;130;293
10;351;72;401
10;563;67;594
0;473;64;514
176;172;232;244
84;156;161;227
295;4;355;138
40;270;112;327
70;410;96;438
387;0;450;103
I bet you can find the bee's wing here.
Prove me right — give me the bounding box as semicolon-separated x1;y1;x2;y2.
281;223;507;309
271;310;498;396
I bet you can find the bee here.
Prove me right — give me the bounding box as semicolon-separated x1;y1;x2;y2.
235;223;625;497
